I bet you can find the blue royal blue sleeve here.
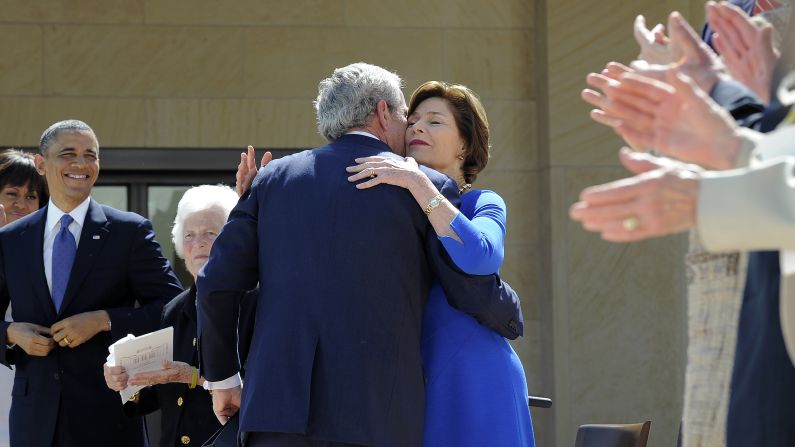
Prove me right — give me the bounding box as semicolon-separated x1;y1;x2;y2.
439;190;506;275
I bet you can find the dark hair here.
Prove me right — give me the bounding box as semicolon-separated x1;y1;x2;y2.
0;149;48;203
407;81;490;184
39;119;95;155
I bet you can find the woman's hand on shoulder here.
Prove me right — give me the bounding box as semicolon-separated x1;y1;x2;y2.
346;156;426;191
235;145;273;197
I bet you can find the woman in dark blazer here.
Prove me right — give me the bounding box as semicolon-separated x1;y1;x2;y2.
103;185;256;447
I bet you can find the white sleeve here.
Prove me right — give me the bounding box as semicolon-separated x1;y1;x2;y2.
203;372;242;390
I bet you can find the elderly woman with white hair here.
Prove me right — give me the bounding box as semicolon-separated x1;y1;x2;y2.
103;184;257;447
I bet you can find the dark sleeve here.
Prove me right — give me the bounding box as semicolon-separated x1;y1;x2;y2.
123;387;160;417
197;179;261;381
425;177;524;339
0;242;19;368
237;287;259;378
105;219;183;341
710;79;766;130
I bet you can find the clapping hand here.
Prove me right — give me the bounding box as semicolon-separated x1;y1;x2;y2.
707;0;779;104
569;148;701;242
634;15;673;64
585;68;742;170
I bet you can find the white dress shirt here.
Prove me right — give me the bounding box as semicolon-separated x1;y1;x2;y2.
346;130;379;140
43;197;91;295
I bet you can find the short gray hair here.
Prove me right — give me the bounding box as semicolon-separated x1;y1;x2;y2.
314;62;405;142
172;184;239;258
39;119;97;154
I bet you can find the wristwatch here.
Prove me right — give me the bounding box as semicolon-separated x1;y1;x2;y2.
424;194;446;215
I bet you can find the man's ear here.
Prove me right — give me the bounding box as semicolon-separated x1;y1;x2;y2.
34;154;46;175
375;99;391;131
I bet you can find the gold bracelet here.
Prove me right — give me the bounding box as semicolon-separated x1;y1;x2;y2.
189;367;198;389
424;194;445;215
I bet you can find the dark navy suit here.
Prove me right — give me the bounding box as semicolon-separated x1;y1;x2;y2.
197;134;523;447
0;200;183;447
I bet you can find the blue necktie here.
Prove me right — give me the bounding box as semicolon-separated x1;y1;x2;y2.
52;214;76;312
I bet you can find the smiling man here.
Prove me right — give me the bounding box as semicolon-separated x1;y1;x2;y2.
0;120;183;447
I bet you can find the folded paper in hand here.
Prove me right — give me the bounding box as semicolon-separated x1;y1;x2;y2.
106;326;173;403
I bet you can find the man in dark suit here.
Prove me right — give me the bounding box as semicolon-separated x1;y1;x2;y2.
0;120;183;447
197;63;523;447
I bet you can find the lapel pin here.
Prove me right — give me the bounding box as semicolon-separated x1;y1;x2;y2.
93;235;101;240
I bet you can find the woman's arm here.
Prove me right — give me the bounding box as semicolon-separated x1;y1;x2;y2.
347;156;507;274
439;191;506;275
346;156;462;241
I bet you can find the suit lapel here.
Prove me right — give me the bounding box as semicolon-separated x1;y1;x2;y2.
19;206;57;321
58;201;109;317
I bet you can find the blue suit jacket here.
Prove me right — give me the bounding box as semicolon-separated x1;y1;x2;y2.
0;200;183;447
197;134;523;447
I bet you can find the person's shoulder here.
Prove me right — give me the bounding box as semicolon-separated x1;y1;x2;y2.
0;206;46;236
97;203;147;225
256;148;317;181
418;165;454;188
467;189;506;208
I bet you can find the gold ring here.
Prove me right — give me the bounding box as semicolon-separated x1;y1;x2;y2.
622;216;639;231
368;168;376;178
64;337;71;345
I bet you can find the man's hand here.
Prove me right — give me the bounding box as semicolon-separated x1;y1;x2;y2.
634;15;673;64
584;67;742;170
665;11;726;93
235;145;273;197
50;310;110;348
103;363;129;391
569;148;701;242
708;0;779;104
128;360;194;386
6;322;55;356
212;385;241;425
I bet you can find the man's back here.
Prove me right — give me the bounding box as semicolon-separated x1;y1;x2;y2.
200;134;459;446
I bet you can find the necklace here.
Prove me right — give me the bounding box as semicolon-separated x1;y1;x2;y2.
458;183;472;194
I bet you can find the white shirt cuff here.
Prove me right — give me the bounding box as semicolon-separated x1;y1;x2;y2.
203;373;241;390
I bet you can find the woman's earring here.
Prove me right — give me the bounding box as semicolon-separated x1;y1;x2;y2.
457;154;465;160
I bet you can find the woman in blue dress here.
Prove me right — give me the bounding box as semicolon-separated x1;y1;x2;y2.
347;81;536;447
